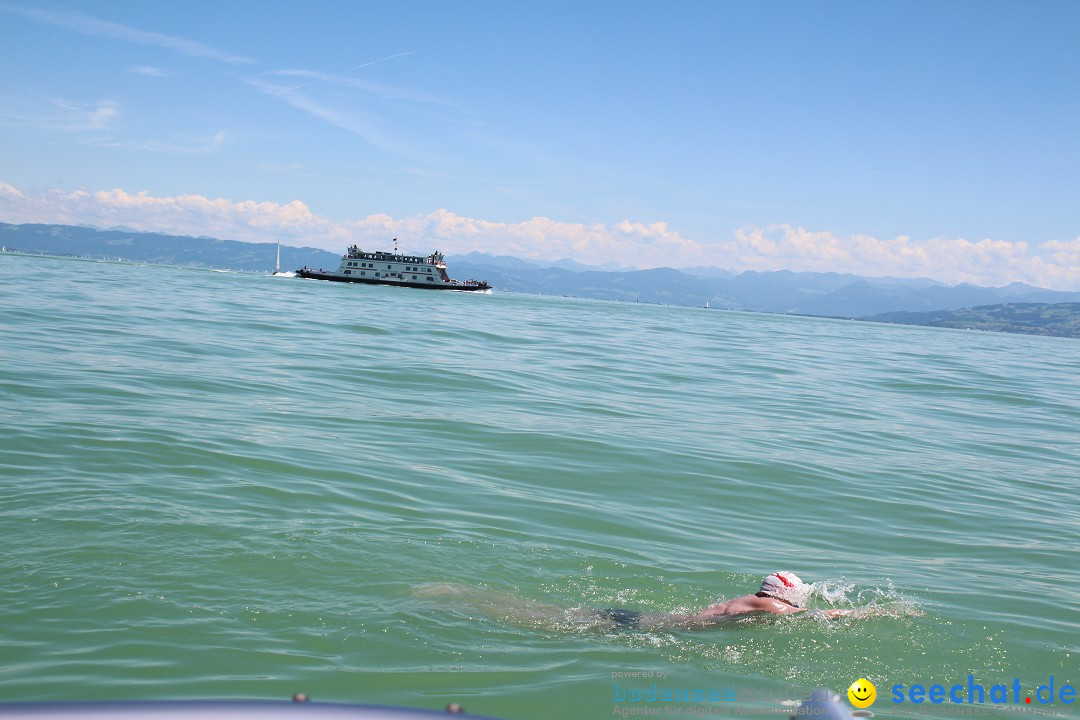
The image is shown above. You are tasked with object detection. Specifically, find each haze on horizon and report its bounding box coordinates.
[1,1,1077,289]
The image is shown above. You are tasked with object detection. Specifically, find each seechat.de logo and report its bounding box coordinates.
[890,676,1076,706]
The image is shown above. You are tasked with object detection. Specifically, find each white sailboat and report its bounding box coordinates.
[272,239,295,277]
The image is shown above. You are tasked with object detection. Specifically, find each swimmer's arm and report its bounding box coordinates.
[752,607,854,618]
[814,607,916,619]
[638,606,855,629]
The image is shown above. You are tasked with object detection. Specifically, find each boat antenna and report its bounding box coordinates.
[393,237,398,255]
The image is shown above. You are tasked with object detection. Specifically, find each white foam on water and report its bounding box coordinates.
[808,576,923,618]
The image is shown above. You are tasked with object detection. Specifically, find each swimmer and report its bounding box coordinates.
[592,571,853,630]
[414,571,856,632]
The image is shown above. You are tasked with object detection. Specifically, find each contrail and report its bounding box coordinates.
[271,51,416,95]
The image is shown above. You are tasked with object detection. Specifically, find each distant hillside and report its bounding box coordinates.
[450,262,723,305]
[801,279,1075,318]
[5,221,1080,328]
[863,303,1080,339]
[0,222,338,272]
[451,257,1080,317]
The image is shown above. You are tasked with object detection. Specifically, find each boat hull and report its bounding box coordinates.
[296,269,491,292]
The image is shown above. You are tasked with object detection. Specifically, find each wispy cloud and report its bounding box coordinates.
[0,4,255,64]
[262,51,418,92]
[57,98,119,131]
[85,130,227,155]
[258,162,316,179]
[129,66,170,78]
[0,94,222,154]
[245,78,422,159]
[0,96,120,132]
[2,180,1077,290]
[245,51,455,161]
[266,67,451,107]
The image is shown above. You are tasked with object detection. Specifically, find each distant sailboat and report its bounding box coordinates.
[704,300,710,309]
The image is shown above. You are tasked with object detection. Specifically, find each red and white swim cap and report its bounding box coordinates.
[760,571,809,607]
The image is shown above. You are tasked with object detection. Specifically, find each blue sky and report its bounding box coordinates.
[1,1,1078,287]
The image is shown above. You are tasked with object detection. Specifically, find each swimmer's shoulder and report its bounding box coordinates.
[698,594,761,617]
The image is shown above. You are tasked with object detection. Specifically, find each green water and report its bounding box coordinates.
[1,254,1076,718]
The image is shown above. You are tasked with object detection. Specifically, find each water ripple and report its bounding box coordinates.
[2,255,1077,714]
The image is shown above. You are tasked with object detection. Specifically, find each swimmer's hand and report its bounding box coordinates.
[810,605,924,619]
[805,608,852,618]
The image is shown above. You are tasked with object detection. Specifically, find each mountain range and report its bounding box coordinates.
[4,222,1080,334]
[0,222,334,276]
[448,252,1080,318]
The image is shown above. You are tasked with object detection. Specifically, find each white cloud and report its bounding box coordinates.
[0,181,1077,290]
[0,183,328,244]
[726,224,1078,288]
[0,4,255,64]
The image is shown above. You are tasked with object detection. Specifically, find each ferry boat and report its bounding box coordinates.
[296,241,490,292]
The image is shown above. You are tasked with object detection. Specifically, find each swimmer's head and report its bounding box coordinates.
[757,571,809,608]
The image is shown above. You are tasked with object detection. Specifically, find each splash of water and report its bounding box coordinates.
[808,577,922,618]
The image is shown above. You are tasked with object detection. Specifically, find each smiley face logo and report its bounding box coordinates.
[848,678,876,708]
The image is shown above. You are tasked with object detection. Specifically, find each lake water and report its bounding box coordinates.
[1,253,1076,719]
